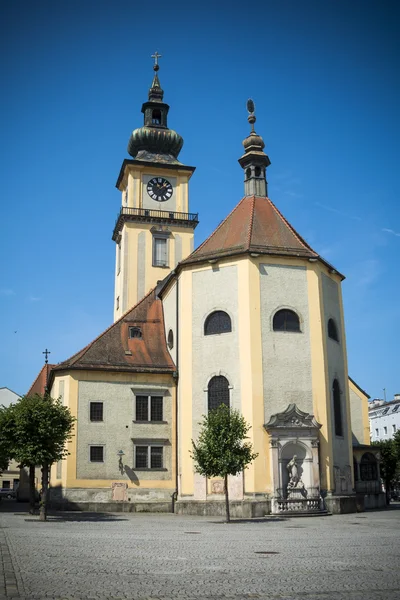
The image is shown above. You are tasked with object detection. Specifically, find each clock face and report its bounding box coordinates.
[146,177,173,202]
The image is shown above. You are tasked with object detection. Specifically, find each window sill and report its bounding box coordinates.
[133,420,168,424]
[152,264,170,269]
[133,468,167,472]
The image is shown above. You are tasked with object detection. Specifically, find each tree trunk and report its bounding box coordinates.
[224,474,230,523]
[39,462,49,522]
[29,465,36,514]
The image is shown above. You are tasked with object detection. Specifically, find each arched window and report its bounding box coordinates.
[167,329,174,350]
[273,309,300,332]
[353,456,358,482]
[360,453,378,481]
[246,167,251,179]
[204,311,232,336]
[152,109,161,125]
[208,376,230,412]
[328,318,339,342]
[129,326,142,339]
[333,379,343,436]
[255,166,261,177]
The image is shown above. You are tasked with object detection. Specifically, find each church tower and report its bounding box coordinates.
[112,54,198,321]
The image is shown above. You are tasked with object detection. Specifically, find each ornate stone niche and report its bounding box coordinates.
[264,404,322,514]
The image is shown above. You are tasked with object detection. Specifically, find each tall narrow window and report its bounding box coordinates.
[328,318,339,342]
[273,309,300,332]
[208,376,230,412]
[153,237,167,267]
[152,109,161,125]
[204,311,232,335]
[333,379,343,436]
[117,243,121,274]
[360,453,378,481]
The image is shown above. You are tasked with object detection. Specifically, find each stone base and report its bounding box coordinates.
[324,495,357,514]
[175,499,271,518]
[49,499,173,513]
[356,492,386,511]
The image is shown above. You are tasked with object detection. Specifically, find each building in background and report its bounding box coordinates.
[0,387,21,494]
[369,394,400,442]
[27,58,383,516]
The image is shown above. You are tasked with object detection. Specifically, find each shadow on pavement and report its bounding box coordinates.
[24,511,128,522]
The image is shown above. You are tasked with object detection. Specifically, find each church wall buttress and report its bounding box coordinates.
[321,272,352,492]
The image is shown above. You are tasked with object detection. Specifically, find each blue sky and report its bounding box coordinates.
[0,0,399,400]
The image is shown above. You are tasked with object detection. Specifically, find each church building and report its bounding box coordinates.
[31,57,383,515]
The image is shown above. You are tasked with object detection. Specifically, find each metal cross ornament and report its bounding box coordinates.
[151,51,162,67]
[42,348,51,364]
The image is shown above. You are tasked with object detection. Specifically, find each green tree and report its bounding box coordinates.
[191,404,258,522]
[0,394,75,520]
[372,438,399,503]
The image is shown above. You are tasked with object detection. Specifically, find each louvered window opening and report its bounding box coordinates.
[90,446,104,462]
[273,309,300,332]
[208,376,230,412]
[333,379,343,437]
[328,318,339,342]
[204,311,232,335]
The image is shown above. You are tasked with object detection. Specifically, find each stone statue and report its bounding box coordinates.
[287,455,300,488]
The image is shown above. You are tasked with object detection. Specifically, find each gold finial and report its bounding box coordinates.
[246,98,256,132]
[151,51,162,72]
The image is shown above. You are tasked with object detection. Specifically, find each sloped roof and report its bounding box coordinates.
[51,288,175,376]
[180,195,342,277]
[27,363,55,396]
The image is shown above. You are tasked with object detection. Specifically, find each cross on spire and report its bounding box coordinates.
[43,348,51,364]
[151,51,162,71]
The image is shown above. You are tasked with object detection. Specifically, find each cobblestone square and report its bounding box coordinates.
[1,504,400,600]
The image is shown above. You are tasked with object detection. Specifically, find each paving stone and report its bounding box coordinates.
[0,507,400,599]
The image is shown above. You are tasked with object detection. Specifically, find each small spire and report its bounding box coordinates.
[247,98,256,133]
[149,51,164,102]
[238,99,271,197]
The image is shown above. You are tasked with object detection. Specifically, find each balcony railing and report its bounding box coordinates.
[112,207,199,240]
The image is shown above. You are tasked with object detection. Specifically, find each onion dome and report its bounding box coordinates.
[238,99,271,197]
[127,53,184,164]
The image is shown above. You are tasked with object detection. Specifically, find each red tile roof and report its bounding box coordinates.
[27,363,55,396]
[181,195,343,277]
[50,288,175,377]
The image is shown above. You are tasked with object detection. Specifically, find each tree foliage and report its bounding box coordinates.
[372,431,400,500]
[0,394,75,519]
[191,404,258,521]
[1,394,75,467]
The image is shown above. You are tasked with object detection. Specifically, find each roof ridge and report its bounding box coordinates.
[26,363,56,396]
[246,196,256,250]
[266,197,317,254]
[62,287,157,367]
[189,196,250,258]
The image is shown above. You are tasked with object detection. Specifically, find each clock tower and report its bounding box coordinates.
[112,54,198,321]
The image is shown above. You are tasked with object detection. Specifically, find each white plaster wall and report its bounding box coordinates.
[77,380,173,482]
[260,264,313,420]
[321,273,351,475]
[191,265,240,442]
[370,403,400,441]
[162,281,177,366]
[0,388,20,407]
